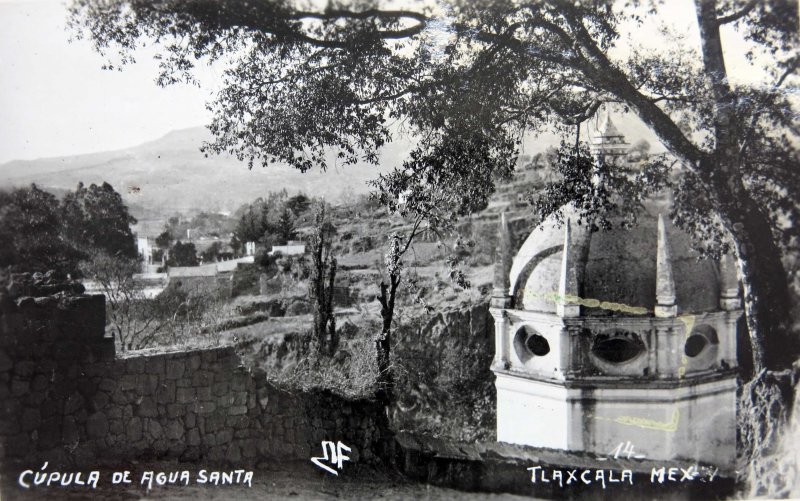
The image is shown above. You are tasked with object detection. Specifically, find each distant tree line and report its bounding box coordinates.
[230,191,310,254]
[152,191,313,267]
[0,182,137,275]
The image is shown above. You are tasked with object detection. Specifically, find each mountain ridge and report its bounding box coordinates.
[0,113,660,233]
[0,126,402,222]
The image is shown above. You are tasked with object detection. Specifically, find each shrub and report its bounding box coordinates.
[262,333,379,400]
[230,263,261,297]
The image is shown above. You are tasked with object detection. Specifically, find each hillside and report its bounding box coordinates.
[0,112,660,234]
[0,127,407,223]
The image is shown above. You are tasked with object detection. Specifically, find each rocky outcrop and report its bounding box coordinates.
[392,303,496,441]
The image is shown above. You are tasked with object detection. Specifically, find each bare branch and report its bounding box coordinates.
[775,60,798,88]
[288,8,427,23]
[716,0,758,25]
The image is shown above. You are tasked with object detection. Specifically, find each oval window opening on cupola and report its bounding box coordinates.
[513,326,551,362]
[683,324,718,358]
[684,335,708,357]
[526,333,551,356]
[592,331,645,364]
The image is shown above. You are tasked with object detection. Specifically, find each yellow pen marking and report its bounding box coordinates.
[591,408,680,433]
[519,289,697,432]
[524,290,649,315]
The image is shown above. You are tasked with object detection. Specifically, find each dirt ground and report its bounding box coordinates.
[1,462,538,501]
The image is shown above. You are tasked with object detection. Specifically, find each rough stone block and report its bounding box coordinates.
[212,382,229,397]
[216,429,233,445]
[5,433,30,457]
[191,371,213,387]
[204,414,223,433]
[180,446,200,462]
[136,397,157,418]
[195,387,212,402]
[126,417,143,442]
[109,417,124,436]
[166,360,185,380]
[13,360,35,377]
[230,373,250,389]
[229,415,250,430]
[54,342,81,361]
[107,406,122,420]
[156,381,176,404]
[10,378,30,396]
[90,339,116,361]
[125,358,145,374]
[177,388,195,404]
[119,374,137,391]
[137,374,159,394]
[197,402,217,415]
[64,392,84,415]
[225,444,241,463]
[234,429,252,439]
[30,374,49,392]
[78,379,97,399]
[166,403,183,419]
[61,415,79,444]
[187,428,201,446]
[92,391,109,411]
[233,392,248,406]
[86,412,109,439]
[111,390,128,405]
[21,407,41,431]
[146,419,163,440]
[188,354,201,371]
[0,416,20,434]
[145,357,165,375]
[165,420,184,441]
[229,406,248,416]
[98,378,117,392]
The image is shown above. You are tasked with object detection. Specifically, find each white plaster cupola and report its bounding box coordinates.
[490,120,742,470]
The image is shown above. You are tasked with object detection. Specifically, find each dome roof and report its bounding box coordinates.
[508,199,723,316]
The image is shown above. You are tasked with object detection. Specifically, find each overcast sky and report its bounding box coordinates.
[0,0,782,165]
[0,0,219,164]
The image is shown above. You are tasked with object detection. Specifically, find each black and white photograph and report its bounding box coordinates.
[0,0,798,499]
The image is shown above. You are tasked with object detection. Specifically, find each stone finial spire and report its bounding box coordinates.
[655,214,677,317]
[491,212,513,308]
[557,219,580,318]
[590,111,629,159]
[601,115,623,138]
[719,252,741,310]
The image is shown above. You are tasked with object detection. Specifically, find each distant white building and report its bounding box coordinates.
[269,240,305,256]
[245,241,256,256]
[137,237,154,265]
[216,255,254,272]
[136,237,161,274]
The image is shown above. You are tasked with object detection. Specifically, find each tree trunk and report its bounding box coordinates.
[563,6,796,370]
[327,257,338,356]
[375,279,397,407]
[713,179,795,371]
[309,208,337,355]
[694,0,795,371]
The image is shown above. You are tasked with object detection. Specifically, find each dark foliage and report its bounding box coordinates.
[168,241,199,267]
[0,183,136,275]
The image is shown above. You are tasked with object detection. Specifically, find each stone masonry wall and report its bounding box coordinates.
[0,289,389,470]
